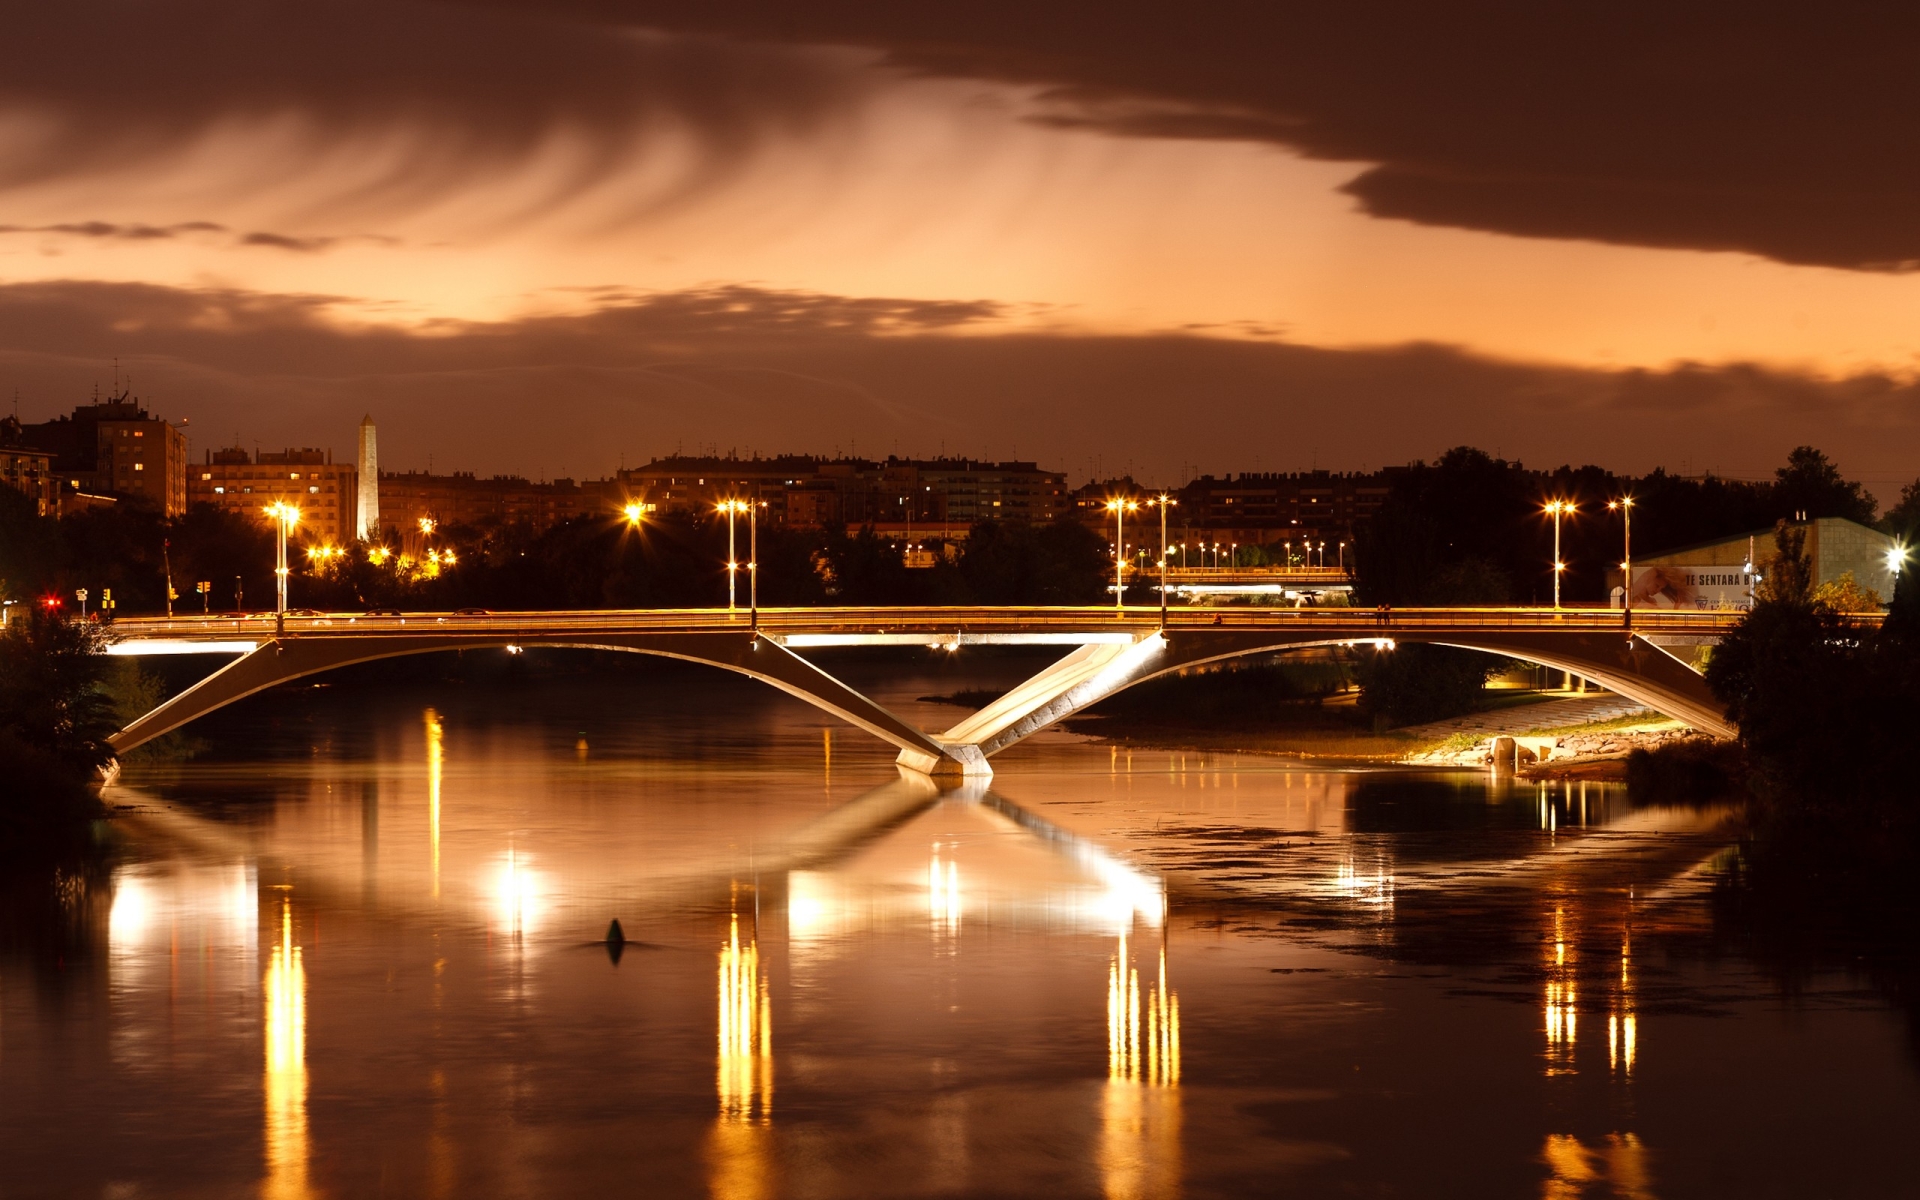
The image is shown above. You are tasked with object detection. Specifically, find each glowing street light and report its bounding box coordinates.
[717,499,748,611]
[1105,497,1139,611]
[1607,497,1636,625]
[1544,499,1575,609]
[264,502,301,632]
[1148,493,1177,627]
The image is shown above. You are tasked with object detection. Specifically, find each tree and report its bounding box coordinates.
[0,610,117,829]
[1773,446,1876,525]
[1755,520,1813,606]
[1354,644,1503,728]
[1810,571,1882,613]
[1353,447,1530,605]
[1880,478,1920,543]
[958,518,1107,604]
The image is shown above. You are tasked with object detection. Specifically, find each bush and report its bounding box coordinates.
[1354,643,1504,727]
[0,610,117,831]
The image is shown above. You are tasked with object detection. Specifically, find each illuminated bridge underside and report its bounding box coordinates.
[106,607,1746,777]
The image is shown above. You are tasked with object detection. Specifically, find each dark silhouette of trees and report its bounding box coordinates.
[0,610,117,830]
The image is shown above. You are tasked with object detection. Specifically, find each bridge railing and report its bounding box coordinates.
[97,604,1847,643]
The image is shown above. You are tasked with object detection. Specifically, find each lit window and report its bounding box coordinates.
[308,486,319,494]
[201,473,211,480]
[214,486,225,494]
[134,463,144,471]
[291,473,300,480]
[134,430,144,437]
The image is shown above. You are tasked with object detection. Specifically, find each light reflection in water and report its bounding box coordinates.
[1540,1132,1653,1199]
[1103,928,1181,1199]
[425,707,444,899]
[929,843,961,937]
[493,849,542,945]
[717,910,772,1122]
[1610,930,1637,1078]
[263,897,310,1200]
[1544,905,1576,1075]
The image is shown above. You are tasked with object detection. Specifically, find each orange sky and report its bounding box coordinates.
[5,4,1919,488]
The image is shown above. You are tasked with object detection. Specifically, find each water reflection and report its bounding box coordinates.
[929,842,962,937]
[492,849,543,945]
[1102,929,1181,1199]
[263,896,309,1200]
[718,909,772,1122]
[1544,905,1577,1075]
[425,707,443,898]
[1610,929,1637,1079]
[1541,1132,1653,1199]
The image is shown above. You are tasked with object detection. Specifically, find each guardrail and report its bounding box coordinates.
[100,604,1847,643]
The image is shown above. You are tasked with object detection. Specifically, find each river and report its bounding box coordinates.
[2,651,1914,1197]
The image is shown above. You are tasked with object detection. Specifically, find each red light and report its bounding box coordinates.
[41,596,62,610]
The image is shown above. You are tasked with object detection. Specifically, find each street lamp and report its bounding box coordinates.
[1607,497,1635,625]
[1544,500,1575,609]
[623,501,646,526]
[1105,497,1139,611]
[717,499,747,611]
[1148,494,1176,626]
[750,499,759,623]
[265,502,301,633]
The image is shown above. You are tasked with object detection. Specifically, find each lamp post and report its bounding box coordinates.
[749,498,764,630]
[718,499,745,611]
[1607,497,1635,626]
[1105,498,1138,611]
[266,502,300,635]
[1544,500,1574,609]
[1149,494,1176,627]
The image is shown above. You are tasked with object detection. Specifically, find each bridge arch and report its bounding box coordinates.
[109,632,984,774]
[913,627,1728,772]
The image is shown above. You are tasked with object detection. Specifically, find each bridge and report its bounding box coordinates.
[102,605,1778,778]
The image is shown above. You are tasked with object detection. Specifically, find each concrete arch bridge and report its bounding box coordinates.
[107,606,1768,779]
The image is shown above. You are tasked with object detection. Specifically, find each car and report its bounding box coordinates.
[452,607,491,616]
[364,607,403,617]
[286,608,322,617]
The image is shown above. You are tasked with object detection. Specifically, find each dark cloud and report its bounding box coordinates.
[513,2,1920,271]
[1,2,867,214]
[2,280,1915,499]
[0,221,226,240]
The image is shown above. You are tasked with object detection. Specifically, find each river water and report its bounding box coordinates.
[2,652,1915,1198]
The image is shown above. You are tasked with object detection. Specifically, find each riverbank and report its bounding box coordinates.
[923,684,1701,776]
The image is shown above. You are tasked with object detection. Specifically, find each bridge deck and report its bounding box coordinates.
[106,604,1781,646]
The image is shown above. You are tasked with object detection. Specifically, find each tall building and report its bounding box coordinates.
[356,415,379,541]
[18,389,190,515]
[0,416,57,516]
[190,446,359,544]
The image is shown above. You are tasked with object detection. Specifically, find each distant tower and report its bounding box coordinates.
[355,415,379,540]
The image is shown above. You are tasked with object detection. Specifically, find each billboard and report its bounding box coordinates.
[1626,564,1756,610]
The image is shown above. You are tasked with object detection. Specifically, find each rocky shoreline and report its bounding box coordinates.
[1404,722,1708,778]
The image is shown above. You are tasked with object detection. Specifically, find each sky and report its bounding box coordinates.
[5,2,1920,499]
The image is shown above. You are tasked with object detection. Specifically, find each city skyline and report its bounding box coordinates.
[5,5,1920,495]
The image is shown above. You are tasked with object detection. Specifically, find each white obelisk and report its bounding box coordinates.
[355,415,379,540]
